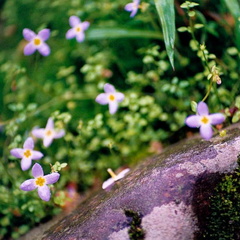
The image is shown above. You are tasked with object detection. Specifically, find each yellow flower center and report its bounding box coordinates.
[35,177,46,187]
[45,130,53,137]
[75,26,81,32]
[201,116,209,124]
[24,150,32,158]
[109,94,115,101]
[33,38,41,46]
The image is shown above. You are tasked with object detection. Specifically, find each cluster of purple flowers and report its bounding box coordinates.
[10,118,65,201]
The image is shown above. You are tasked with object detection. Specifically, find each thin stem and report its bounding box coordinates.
[202,80,213,102]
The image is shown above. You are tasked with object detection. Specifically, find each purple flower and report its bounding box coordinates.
[95,83,125,114]
[66,16,90,42]
[32,118,65,147]
[10,137,43,171]
[20,163,60,201]
[185,102,225,140]
[124,0,140,17]
[102,168,130,190]
[23,28,51,56]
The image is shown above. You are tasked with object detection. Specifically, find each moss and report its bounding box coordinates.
[201,157,240,240]
[125,210,145,240]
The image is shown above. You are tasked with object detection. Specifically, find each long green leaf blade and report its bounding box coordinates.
[154,0,175,69]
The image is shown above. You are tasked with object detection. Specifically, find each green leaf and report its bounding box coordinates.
[154,0,175,69]
[86,28,163,40]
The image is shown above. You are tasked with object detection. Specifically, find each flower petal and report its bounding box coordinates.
[38,42,50,56]
[81,21,90,31]
[115,168,130,180]
[197,102,209,116]
[46,118,54,130]
[69,16,80,27]
[200,124,213,140]
[32,128,45,139]
[185,115,200,128]
[43,136,53,147]
[23,137,34,150]
[130,8,138,17]
[38,29,50,41]
[45,173,60,184]
[115,92,125,102]
[104,83,115,93]
[21,157,32,171]
[95,93,108,105]
[76,32,85,42]
[31,150,44,160]
[102,178,115,190]
[54,130,65,139]
[125,3,134,11]
[109,101,118,115]
[38,185,51,201]
[10,148,24,158]
[20,179,37,191]
[66,28,76,39]
[23,28,36,41]
[209,113,225,125]
[24,42,36,56]
[32,163,44,178]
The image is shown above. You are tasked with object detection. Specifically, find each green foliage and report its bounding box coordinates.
[0,0,239,238]
[202,161,240,239]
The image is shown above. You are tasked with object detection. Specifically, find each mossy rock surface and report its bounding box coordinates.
[21,125,240,240]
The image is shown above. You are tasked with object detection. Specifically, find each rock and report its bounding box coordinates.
[22,126,240,240]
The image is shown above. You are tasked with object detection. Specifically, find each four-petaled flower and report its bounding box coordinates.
[124,0,140,17]
[185,101,225,140]
[23,28,51,56]
[66,16,90,42]
[32,118,65,147]
[10,137,43,171]
[102,168,130,190]
[20,163,60,201]
[95,83,125,114]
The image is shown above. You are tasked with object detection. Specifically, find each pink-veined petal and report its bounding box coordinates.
[125,3,134,11]
[38,29,50,41]
[45,173,60,184]
[104,83,115,93]
[69,16,80,27]
[200,124,213,140]
[21,157,32,171]
[209,113,225,125]
[115,92,125,102]
[38,185,51,201]
[66,28,76,39]
[20,179,37,191]
[54,130,65,139]
[46,118,54,130]
[10,148,24,158]
[31,150,44,160]
[23,28,36,41]
[185,115,200,128]
[32,128,45,139]
[96,93,108,105]
[115,168,130,181]
[38,42,50,56]
[109,101,118,115]
[197,102,209,116]
[43,136,53,147]
[76,32,85,42]
[81,21,90,31]
[23,137,34,150]
[32,163,44,178]
[102,178,115,190]
[24,42,36,56]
